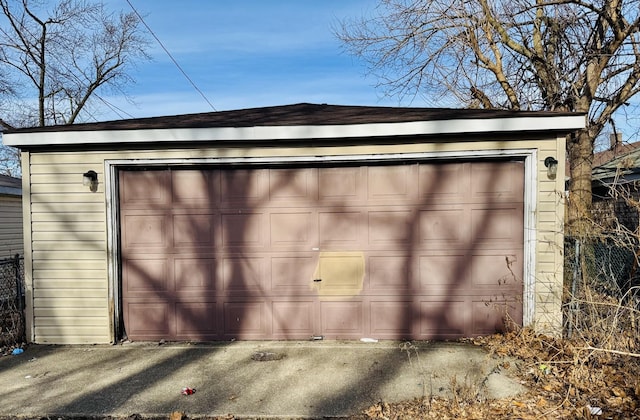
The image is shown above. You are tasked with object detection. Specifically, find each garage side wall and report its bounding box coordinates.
[24,138,565,343]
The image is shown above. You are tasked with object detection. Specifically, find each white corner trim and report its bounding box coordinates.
[3,115,585,146]
[522,150,537,327]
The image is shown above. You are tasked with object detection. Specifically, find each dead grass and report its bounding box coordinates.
[358,325,640,419]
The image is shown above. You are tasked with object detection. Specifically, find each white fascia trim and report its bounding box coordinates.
[4,114,585,146]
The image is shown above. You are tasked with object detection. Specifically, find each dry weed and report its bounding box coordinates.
[362,326,640,419]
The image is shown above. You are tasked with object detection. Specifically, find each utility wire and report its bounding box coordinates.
[96,95,136,120]
[125,0,217,112]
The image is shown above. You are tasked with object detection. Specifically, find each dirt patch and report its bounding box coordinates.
[250,351,286,361]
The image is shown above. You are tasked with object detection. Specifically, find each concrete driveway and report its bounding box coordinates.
[0,340,526,418]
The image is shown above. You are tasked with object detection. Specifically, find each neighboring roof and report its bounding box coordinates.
[593,141,640,168]
[592,142,640,184]
[0,174,21,196]
[3,103,586,147]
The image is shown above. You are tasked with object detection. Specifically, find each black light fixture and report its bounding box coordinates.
[83,170,98,192]
[544,157,559,180]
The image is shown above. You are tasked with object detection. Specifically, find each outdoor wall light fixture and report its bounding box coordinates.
[83,170,98,192]
[544,157,559,180]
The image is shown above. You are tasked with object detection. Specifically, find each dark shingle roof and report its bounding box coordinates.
[7,103,579,134]
[0,174,21,189]
[593,141,640,168]
[0,174,21,196]
[592,144,640,183]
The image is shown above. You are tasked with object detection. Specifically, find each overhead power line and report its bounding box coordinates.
[125,0,217,112]
[96,95,136,120]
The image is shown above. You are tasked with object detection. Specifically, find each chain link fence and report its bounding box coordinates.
[565,234,640,298]
[564,234,640,339]
[0,254,25,346]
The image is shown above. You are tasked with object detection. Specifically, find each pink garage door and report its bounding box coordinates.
[119,161,524,341]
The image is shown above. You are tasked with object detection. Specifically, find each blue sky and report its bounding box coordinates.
[1,0,636,145]
[101,0,639,146]
[103,0,404,120]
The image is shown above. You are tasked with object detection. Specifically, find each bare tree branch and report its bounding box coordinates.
[0,0,149,127]
[337,0,640,233]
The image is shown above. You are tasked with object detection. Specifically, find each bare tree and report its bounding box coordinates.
[337,0,640,234]
[0,0,149,127]
[0,144,20,176]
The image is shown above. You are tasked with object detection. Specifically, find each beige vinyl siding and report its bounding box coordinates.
[531,135,566,334]
[25,136,566,343]
[28,154,107,344]
[0,195,23,259]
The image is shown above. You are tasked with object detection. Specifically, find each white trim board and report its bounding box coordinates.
[5,115,585,146]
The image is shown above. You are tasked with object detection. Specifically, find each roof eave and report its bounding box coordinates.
[2,114,586,147]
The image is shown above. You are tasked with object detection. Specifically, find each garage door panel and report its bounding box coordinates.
[172,170,219,207]
[121,170,171,207]
[320,301,363,337]
[272,300,314,337]
[173,214,217,247]
[268,168,317,202]
[471,206,524,245]
[314,252,365,297]
[175,258,217,292]
[220,169,265,204]
[471,253,523,288]
[418,164,469,202]
[123,214,168,249]
[471,161,524,202]
[471,300,513,335]
[418,254,468,293]
[318,167,364,202]
[125,301,172,337]
[369,255,412,292]
[370,301,413,337]
[471,294,523,329]
[223,301,268,337]
[319,210,363,247]
[419,300,468,338]
[222,256,267,292]
[271,255,316,292]
[221,212,266,247]
[368,210,413,244]
[270,211,315,246]
[368,165,415,201]
[123,258,168,293]
[175,301,219,338]
[418,207,468,246]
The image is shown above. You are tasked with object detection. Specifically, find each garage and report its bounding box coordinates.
[3,103,585,344]
[119,160,524,341]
